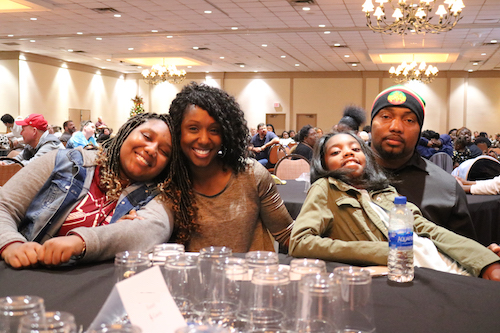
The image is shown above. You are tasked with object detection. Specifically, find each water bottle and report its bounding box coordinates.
[387,196,414,282]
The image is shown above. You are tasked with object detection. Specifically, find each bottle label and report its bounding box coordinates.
[388,229,413,249]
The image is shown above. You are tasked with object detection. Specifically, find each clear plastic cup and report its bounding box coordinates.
[114,251,151,282]
[18,311,76,333]
[0,295,44,333]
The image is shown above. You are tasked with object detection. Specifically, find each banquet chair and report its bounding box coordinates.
[267,144,287,173]
[429,152,453,173]
[0,157,24,186]
[274,154,310,180]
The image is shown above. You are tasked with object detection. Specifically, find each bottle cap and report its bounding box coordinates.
[394,196,407,205]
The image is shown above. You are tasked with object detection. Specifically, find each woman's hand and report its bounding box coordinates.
[1,242,42,268]
[37,235,84,266]
[117,209,144,222]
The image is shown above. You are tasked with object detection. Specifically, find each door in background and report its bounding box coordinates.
[296,114,317,132]
[68,109,91,130]
[266,113,286,136]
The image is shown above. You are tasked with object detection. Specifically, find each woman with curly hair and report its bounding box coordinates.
[0,113,181,268]
[168,82,293,252]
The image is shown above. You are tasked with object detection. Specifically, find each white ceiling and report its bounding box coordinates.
[1,0,500,74]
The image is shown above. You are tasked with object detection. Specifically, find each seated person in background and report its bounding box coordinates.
[491,133,500,148]
[52,126,62,138]
[289,129,297,142]
[95,116,107,131]
[96,127,111,144]
[453,127,482,168]
[416,129,453,159]
[448,128,457,143]
[59,120,76,146]
[290,131,500,280]
[250,122,279,167]
[474,136,491,154]
[334,105,366,133]
[1,114,24,151]
[0,113,181,268]
[316,127,324,137]
[279,130,295,148]
[167,82,293,252]
[266,123,275,134]
[294,124,318,161]
[0,114,63,166]
[370,85,476,240]
[66,120,97,149]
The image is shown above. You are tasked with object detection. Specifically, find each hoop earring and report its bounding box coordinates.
[218,145,227,158]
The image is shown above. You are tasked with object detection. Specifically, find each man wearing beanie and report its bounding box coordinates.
[0,114,64,166]
[370,86,477,240]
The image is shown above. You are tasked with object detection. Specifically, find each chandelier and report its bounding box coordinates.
[389,61,439,84]
[362,0,465,35]
[141,64,186,85]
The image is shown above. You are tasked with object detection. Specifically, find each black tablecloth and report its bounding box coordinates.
[278,180,500,246]
[1,258,500,333]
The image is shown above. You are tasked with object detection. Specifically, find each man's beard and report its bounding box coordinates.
[372,141,408,165]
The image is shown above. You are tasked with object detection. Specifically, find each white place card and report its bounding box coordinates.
[89,265,186,333]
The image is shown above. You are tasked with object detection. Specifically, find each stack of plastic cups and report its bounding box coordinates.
[152,243,185,266]
[18,311,77,333]
[114,251,151,282]
[194,247,234,327]
[244,251,279,279]
[246,266,291,332]
[163,254,201,322]
[293,273,337,333]
[0,296,45,333]
[333,266,376,333]
[212,257,250,332]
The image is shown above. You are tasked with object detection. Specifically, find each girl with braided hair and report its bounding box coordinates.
[0,113,178,268]
[167,82,293,252]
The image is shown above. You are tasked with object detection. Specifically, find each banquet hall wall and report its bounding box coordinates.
[1,53,500,136]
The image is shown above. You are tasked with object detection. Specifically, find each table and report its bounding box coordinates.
[1,257,500,333]
[466,194,500,246]
[278,180,500,246]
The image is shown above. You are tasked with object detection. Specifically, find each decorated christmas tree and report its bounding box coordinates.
[130,95,144,117]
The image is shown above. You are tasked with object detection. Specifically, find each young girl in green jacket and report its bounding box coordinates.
[290,131,500,281]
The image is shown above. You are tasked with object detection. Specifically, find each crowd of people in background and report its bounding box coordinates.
[0,83,499,281]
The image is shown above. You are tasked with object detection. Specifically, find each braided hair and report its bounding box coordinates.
[167,82,249,245]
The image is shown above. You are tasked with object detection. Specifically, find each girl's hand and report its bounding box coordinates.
[1,242,42,268]
[487,243,500,257]
[481,263,500,281]
[37,235,84,266]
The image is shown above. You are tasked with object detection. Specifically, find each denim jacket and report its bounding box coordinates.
[19,149,159,244]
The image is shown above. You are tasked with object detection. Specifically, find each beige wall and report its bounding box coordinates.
[0,59,20,118]
[1,52,500,137]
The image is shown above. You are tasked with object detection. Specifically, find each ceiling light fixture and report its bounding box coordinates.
[389,61,439,84]
[362,0,465,35]
[142,63,186,85]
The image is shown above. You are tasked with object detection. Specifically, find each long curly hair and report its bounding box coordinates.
[310,131,390,191]
[167,82,249,244]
